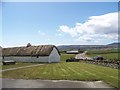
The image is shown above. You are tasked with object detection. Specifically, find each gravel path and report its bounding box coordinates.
[75,51,92,60]
[1,64,44,72]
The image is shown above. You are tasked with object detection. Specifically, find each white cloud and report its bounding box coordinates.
[38,30,46,36]
[58,33,62,36]
[59,25,78,37]
[55,33,63,37]
[58,12,118,43]
[47,38,50,41]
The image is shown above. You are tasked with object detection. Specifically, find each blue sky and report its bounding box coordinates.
[2,2,118,47]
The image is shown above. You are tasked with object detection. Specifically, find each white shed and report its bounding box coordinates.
[2,45,60,63]
[66,50,79,54]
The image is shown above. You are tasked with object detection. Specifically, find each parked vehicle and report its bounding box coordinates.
[93,56,104,60]
[66,58,80,62]
[2,60,16,65]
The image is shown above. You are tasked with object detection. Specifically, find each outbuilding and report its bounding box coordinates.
[66,50,79,54]
[2,45,60,63]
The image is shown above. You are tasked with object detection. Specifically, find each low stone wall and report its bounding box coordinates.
[81,59,120,69]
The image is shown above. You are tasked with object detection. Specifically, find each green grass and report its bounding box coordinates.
[87,49,120,60]
[60,54,76,62]
[2,62,118,88]
[2,54,119,88]
[87,49,120,54]
[2,62,37,70]
[87,53,119,60]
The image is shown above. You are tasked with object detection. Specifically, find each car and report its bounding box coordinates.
[66,58,80,62]
[2,60,16,65]
[93,56,104,60]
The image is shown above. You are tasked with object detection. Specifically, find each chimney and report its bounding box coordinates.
[26,43,31,47]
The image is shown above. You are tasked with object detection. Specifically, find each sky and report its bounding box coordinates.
[1,2,119,47]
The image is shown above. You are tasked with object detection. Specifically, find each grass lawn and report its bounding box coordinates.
[2,62,38,70]
[87,49,120,60]
[60,54,76,62]
[87,53,119,60]
[2,62,118,88]
[2,54,119,88]
[87,49,120,54]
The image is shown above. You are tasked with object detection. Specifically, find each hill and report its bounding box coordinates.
[107,42,120,46]
[57,42,119,51]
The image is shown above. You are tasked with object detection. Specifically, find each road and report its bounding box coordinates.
[75,51,92,60]
[1,78,116,89]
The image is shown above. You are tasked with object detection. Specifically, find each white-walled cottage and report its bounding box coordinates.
[2,45,60,63]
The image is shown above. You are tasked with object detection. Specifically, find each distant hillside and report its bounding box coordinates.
[57,42,119,51]
[107,42,120,46]
[57,45,81,51]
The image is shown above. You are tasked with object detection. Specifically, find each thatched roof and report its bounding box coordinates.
[2,45,60,56]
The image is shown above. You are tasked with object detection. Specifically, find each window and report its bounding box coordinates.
[37,55,39,58]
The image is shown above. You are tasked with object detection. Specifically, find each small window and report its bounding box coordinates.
[2,56,4,59]
[37,55,39,58]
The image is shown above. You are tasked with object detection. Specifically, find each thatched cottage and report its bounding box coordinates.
[2,45,60,63]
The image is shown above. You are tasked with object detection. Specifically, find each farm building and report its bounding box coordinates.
[66,50,79,54]
[2,45,60,63]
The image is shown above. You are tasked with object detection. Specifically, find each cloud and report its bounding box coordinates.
[38,30,46,36]
[58,12,118,43]
[58,33,62,36]
[58,25,78,37]
[47,38,50,41]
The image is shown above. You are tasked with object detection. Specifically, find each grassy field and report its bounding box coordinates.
[2,62,118,88]
[2,54,119,88]
[87,49,120,60]
[60,54,76,62]
[87,53,119,60]
[2,62,37,70]
[87,49,119,54]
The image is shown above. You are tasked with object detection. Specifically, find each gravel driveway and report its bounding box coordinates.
[75,51,92,60]
[1,64,44,72]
